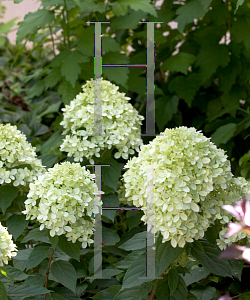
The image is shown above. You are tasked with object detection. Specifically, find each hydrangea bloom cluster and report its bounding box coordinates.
[0,123,45,186]
[60,78,144,164]
[0,222,17,266]
[23,162,103,248]
[121,126,233,248]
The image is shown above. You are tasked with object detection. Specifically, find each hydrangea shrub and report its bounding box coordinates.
[121,126,234,248]
[23,161,103,248]
[0,123,45,187]
[60,78,144,164]
[0,222,17,266]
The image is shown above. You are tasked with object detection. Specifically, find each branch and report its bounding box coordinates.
[148,273,164,300]
[44,249,54,300]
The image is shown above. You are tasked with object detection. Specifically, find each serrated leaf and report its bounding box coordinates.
[102,67,129,88]
[102,36,122,53]
[211,123,237,145]
[51,260,77,293]
[191,240,232,277]
[0,185,18,214]
[191,286,216,300]
[161,53,196,75]
[111,10,147,30]
[38,154,58,169]
[27,246,51,270]
[58,236,80,261]
[168,74,201,107]
[6,214,29,240]
[1,265,29,281]
[175,0,212,32]
[77,26,94,56]
[59,50,89,87]
[231,16,250,50]
[58,80,82,105]
[16,9,54,43]
[21,228,50,244]
[119,0,157,17]
[156,236,184,275]
[44,67,62,89]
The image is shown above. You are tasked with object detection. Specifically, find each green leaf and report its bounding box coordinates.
[93,286,121,300]
[49,235,59,249]
[231,16,250,50]
[58,236,80,261]
[211,123,237,145]
[102,194,119,222]
[0,185,18,214]
[38,101,61,118]
[47,293,66,300]
[122,253,149,289]
[0,281,7,300]
[40,130,63,155]
[60,50,89,87]
[114,283,152,300]
[196,44,230,83]
[13,248,33,261]
[168,74,201,107]
[27,246,51,270]
[77,26,94,56]
[16,9,54,43]
[161,53,196,75]
[58,80,82,105]
[156,273,188,300]
[119,231,153,251]
[102,36,122,53]
[44,67,62,89]
[102,67,129,88]
[191,240,232,277]
[0,18,17,34]
[111,10,147,30]
[182,267,210,286]
[75,0,96,12]
[229,260,244,281]
[155,96,179,131]
[175,0,212,32]
[38,154,58,169]
[6,214,29,240]
[238,292,250,300]
[191,286,217,300]
[102,158,122,191]
[7,284,51,298]
[51,260,77,293]
[156,236,184,275]
[119,0,157,17]
[1,265,29,281]
[102,227,120,245]
[168,269,180,294]
[21,228,50,244]
[101,268,123,278]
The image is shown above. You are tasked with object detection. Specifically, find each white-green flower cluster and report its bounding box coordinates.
[23,162,103,248]
[0,123,45,186]
[60,78,144,164]
[214,177,250,250]
[121,126,233,248]
[0,222,17,266]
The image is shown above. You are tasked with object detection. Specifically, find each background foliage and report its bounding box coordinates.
[0,0,250,299]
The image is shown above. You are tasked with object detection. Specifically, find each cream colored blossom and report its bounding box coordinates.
[60,78,144,164]
[0,123,45,186]
[23,162,103,248]
[121,126,233,248]
[0,222,17,266]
